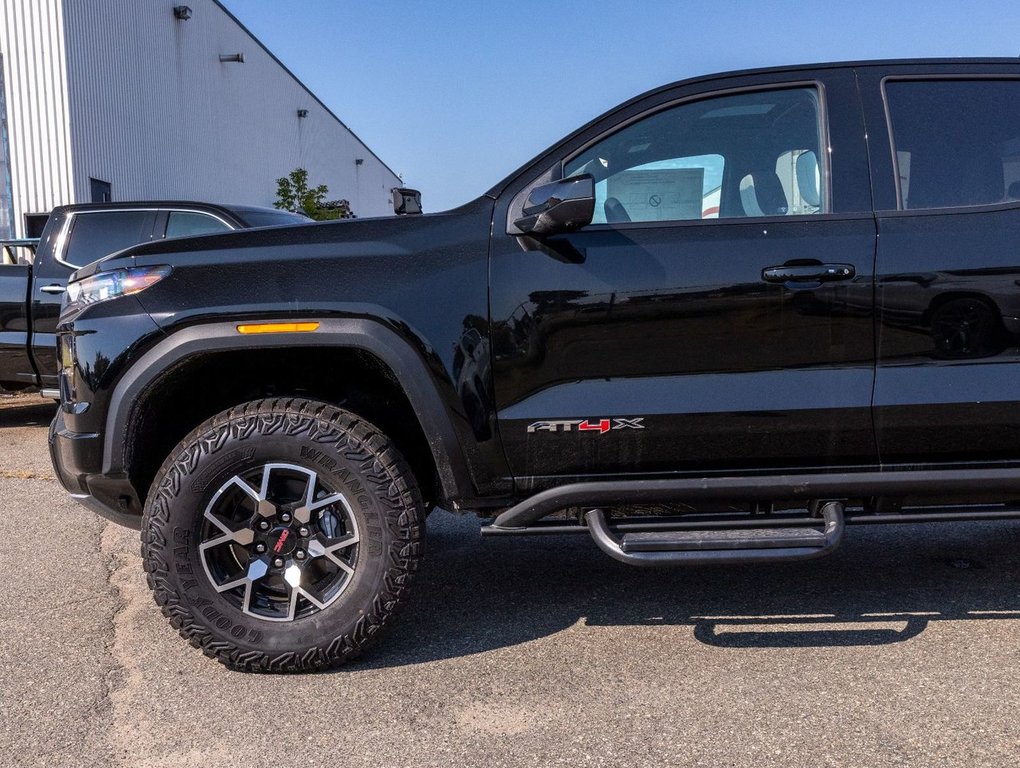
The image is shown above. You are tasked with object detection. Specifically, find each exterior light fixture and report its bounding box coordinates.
[297,109,309,118]
[173,6,192,20]
[355,158,364,166]
[219,53,245,63]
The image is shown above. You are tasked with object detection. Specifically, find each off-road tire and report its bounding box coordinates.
[141,398,424,672]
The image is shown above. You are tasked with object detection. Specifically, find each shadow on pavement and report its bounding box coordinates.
[357,511,1020,668]
[5,397,1014,664]
[0,398,57,428]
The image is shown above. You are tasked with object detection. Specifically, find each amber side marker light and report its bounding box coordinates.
[236,322,320,335]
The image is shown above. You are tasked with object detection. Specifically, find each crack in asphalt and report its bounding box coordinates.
[96,521,134,767]
[1,405,144,765]
[99,521,168,767]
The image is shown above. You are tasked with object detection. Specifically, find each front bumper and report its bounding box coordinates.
[49,411,143,529]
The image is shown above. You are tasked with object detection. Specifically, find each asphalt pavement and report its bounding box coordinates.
[2,393,1019,767]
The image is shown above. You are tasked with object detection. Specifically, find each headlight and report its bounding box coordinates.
[64,265,172,313]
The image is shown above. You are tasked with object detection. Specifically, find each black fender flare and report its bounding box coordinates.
[102,317,476,501]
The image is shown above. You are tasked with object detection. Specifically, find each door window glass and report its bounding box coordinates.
[165,211,232,239]
[885,79,1020,210]
[564,87,827,223]
[62,211,150,267]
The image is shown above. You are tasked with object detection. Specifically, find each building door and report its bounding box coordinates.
[90,178,112,203]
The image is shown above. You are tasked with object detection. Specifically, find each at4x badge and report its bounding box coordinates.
[527,418,645,434]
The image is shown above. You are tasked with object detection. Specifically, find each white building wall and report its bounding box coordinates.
[1,0,399,238]
[0,0,76,238]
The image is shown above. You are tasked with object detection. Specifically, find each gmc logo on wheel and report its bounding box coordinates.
[527,418,645,434]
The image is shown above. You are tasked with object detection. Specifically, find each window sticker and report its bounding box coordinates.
[607,168,705,221]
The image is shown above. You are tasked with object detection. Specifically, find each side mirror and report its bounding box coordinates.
[392,187,423,215]
[513,175,595,236]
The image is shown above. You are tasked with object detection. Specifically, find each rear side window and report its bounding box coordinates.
[62,211,150,267]
[238,210,310,228]
[885,79,1020,210]
[165,211,232,239]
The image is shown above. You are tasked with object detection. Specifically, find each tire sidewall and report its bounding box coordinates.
[143,404,417,664]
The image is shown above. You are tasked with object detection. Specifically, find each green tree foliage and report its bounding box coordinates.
[274,168,356,220]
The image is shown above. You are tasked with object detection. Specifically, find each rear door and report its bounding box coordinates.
[857,63,1020,465]
[489,68,879,486]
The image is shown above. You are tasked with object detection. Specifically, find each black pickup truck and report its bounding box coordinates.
[0,202,307,393]
[51,59,1020,671]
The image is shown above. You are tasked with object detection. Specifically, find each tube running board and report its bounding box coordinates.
[584,502,845,567]
[491,467,1020,530]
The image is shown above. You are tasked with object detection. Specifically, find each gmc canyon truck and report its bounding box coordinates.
[51,60,1020,671]
[0,201,307,393]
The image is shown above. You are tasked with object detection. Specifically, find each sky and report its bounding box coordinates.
[222,0,1020,213]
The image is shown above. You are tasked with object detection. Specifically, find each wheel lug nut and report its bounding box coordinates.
[298,527,310,537]
[254,543,266,554]
[295,549,306,560]
[280,512,292,523]
[272,557,285,568]
[257,520,270,531]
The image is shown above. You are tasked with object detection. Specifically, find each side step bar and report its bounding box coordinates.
[584,502,845,567]
[491,467,1020,530]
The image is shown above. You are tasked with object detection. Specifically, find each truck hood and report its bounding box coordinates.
[70,197,493,282]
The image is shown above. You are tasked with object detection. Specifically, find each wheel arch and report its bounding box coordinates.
[105,319,476,508]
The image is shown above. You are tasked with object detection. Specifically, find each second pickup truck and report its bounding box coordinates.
[0,201,307,392]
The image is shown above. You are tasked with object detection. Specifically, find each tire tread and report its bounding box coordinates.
[140,397,423,672]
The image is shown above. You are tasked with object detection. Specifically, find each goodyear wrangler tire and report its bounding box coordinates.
[141,398,424,672]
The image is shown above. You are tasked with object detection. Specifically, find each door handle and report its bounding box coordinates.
[40,284,66,294]
[761,263,855,283]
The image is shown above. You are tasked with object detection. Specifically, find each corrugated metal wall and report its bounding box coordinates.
[0,0,75,238]
[61,0,400,217]
[1,0,400,237]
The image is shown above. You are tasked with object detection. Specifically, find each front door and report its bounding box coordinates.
[489,69,878,487]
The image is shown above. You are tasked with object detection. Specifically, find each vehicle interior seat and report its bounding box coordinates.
[739,170,789,216]
[604,196,632,223]
[796,151,821,209]
[738,176,764,217]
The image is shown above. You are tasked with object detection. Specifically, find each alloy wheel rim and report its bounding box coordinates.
[198,462,360,622]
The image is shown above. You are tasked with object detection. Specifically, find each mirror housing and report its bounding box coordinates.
[513,175,595,236]
[391,187,423,215]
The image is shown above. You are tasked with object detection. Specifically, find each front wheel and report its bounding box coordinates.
[141,398,424,672]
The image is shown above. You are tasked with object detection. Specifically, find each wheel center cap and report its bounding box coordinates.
[269,527,297,556]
